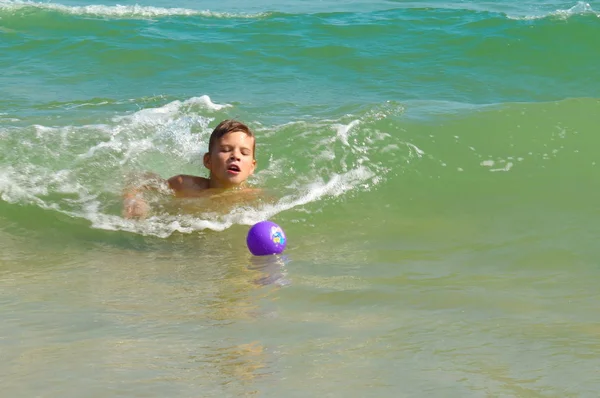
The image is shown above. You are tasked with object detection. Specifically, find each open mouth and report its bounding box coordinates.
[227,164,241,174]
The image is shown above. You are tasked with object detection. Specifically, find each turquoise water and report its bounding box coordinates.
[2,0,600,396]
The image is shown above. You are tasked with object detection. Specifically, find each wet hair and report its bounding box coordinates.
[207,119,255,157]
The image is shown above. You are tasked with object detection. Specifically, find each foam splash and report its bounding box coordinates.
[0,0,269,19]
[114,96,230,124]
[0,165,87,215]
[0,98,419,237]
[507,1,599,20]
[235,166,378,225]
[480,160,514,172]
[79,95,229,165]
[87,166,378,238]
[334,120,360,146]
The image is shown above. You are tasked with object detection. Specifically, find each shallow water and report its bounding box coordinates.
[2,0,600,396]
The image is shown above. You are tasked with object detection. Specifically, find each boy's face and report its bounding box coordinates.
[203,131,256,188]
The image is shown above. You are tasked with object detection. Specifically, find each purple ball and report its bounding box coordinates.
[246,221,287,256]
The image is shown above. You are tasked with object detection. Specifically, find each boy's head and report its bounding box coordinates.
[203,119,257,188]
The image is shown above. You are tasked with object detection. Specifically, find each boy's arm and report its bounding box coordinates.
[166,174,210,196]
[122,173,170,219]
[122,193,151,219]
[122,174,211,218]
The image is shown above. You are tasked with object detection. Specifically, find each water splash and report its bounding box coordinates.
[0,97,417,237]
[507,1,599,20]
[0,0,270,19]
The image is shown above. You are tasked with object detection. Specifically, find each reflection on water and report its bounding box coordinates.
[2,217,600,397]
[0,229,290,396]
[248,255,291,287]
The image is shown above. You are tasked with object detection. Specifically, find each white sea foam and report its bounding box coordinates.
[404,143,425,158]
[0,168,41,205]
[1,99,420,237]
[83,166,377,238]
[507,1,599,20]
[0,0,268,19]
[113,96,231,125]
[101,95,229,164]
[481,159,515,172]
[490,162,513,172]
[333,120,360,146]
[0,165,85,212]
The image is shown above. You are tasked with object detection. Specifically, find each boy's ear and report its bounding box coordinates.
[203,152,211,170]
[250,159,256,175]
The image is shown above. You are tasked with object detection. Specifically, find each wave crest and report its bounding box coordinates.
[0,0,269,19]
[0,98,418,237]
[507,1,599,20]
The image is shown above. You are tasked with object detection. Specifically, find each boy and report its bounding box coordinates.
[123,119,257,219]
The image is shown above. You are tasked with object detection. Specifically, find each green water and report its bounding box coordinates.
[1,0,600,396]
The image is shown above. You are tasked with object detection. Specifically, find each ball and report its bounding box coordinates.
[246,221,287,256]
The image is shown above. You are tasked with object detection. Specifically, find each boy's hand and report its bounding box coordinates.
[123,196,150,219]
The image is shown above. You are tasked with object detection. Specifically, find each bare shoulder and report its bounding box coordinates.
[167,174,210,195]
[237,187,274,202]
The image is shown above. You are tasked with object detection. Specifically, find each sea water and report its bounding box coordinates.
[1,0,600,396]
